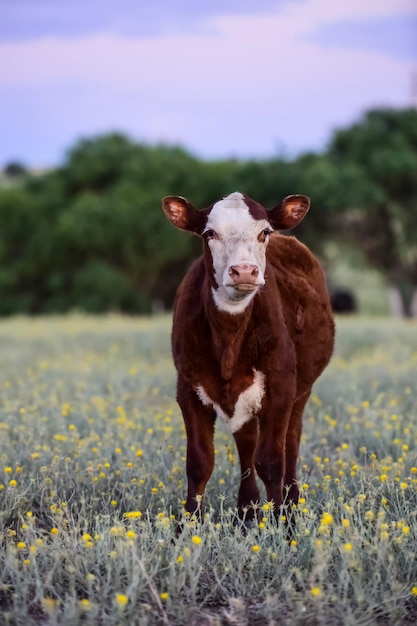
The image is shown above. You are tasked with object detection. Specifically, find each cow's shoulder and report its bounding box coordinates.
[267,233,320,277]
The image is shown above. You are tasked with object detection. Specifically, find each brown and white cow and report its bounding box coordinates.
[162,192,334,519]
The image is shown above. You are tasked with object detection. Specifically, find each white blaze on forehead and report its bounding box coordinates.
[205,192,272,314]
[206,192,270,236]
[196,369,265,433]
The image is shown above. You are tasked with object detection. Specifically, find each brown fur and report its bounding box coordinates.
[168,209,334,518]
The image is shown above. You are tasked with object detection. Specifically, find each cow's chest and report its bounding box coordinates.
[195,368,265,433]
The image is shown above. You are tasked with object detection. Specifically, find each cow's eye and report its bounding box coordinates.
[204,229,217,239]
[259,228,273,242]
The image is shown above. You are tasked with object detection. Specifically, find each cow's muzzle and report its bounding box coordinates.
[227,264,262,291]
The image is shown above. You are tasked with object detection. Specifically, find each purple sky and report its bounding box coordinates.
[1,0,416,167]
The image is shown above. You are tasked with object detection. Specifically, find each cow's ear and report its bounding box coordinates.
[268,195,310,230]
[162,196,202,232]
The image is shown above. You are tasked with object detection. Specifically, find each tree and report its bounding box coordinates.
[0,135,238,314]
[3,161,28,178]
[326,108,417,316]
[0,113,415,317]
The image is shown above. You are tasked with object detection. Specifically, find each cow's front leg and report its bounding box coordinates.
[177,376,216,517]
[233,419,260,520]
[255,394,295,510]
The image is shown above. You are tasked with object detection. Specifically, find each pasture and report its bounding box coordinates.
[0,314,416,625]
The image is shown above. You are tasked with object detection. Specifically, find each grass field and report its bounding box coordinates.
[0,314,417,625]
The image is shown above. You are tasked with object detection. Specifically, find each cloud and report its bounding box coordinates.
[0,0,415,163]
[0,0,288,41]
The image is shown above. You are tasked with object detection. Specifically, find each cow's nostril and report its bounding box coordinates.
[229,264,259,284]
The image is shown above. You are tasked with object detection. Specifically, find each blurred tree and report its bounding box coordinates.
[3,161,28,178]
[0,111,415,316]
[63,133,137,193]
[0,135,242,314]
[326,108,417,316]
[56,138,207,311]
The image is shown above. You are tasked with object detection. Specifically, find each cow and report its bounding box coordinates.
[162,191,334,520]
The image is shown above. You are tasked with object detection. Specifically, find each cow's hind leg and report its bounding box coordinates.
[284,389,311,505]
[233,419,260,521]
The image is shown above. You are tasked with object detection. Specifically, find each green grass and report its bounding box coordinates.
[0,314,417,625]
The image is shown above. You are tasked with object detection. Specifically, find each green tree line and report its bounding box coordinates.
[0,107,416,316]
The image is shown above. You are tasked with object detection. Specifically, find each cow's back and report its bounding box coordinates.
[267,233,334,396]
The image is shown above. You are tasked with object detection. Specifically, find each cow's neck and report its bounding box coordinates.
[205,291,253,381]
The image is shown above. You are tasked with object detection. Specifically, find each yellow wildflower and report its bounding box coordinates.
[115,594,128,607]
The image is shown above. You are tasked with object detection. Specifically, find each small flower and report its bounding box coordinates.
[115,594,128,607]
[126,530,136,539]
[191,535,202,545]
[123,511,142,519]
[9,480,17,487]
[50,527,59,535]
[80,599,91,610]
[17,541,26,549]
[160,592,169,601]
[42,598,58,612]
[320,512,333,526]
[343,543,353,553]
[310,586,322,597]
[411,587,417,596]
[252,544,260,553]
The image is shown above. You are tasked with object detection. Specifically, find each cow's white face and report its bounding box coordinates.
[162,190,310,315]
[203,193,272,314]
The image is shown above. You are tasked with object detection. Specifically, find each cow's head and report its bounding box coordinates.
[162,192,310,314]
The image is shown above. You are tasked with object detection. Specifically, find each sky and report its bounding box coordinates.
[1,0,416,167]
